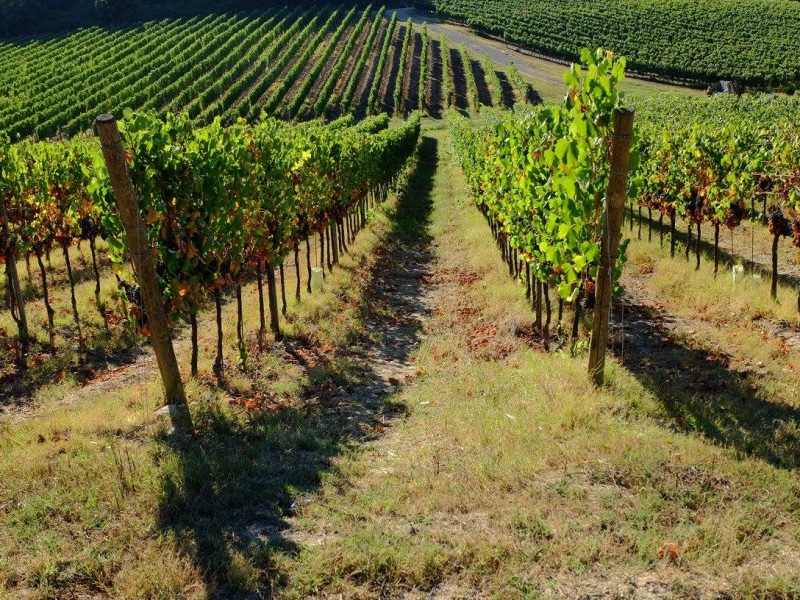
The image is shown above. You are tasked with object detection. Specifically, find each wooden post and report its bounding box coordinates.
[0,195,29,358]
[95,114,191,430]
[265,260,282,340]
[588,108,635,386]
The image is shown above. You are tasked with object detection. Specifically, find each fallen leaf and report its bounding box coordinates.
[657,542,680,562]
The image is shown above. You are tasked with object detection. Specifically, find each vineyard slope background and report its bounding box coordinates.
[0,6,542,140]
[418,0,800,90]
[2,2,800,600]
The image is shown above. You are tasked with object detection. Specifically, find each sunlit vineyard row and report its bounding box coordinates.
[0,5,525,140]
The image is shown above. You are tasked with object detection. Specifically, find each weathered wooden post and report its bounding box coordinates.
[1,195,29,361]
[95,114,191,431]
[265,260,282,341]
[588,107,635,386]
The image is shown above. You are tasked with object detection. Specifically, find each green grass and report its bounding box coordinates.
[3,119,800,598]
[273,124,800,597]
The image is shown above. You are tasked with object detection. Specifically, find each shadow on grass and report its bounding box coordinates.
[614,300,800,470]
[0,325,145,408]
[495,70,515,109]
[156,135,438,598]
[470,59,493,108]
[449,48,469,111]
[427,38,444,118]
[626,209,800,291]
[527,84,543,106]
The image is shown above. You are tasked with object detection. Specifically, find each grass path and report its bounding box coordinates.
[275,124,800,599]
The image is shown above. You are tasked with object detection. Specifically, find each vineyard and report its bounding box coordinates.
[424,0,800,90]
[453,49,630,353]
[633,94,800,296]
[4,2,800,599]
[0,111,420,388]
[454,90,800,335]
[0,6,527,140]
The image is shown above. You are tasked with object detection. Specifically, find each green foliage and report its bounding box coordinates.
[507,62,532,105]
[453,49,628,299]
[0,7,401,139]
[0,112,421,327]
[427,0,800,90]
[417,24,428,114]
[0,0,371,37]
[459,44,478,111]
[440,33,451,109]
[393,18,414,116]
[633,94,800,241]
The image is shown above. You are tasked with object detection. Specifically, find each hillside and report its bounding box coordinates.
[4,0,800,91]
[0,7,532,139]
[0,0,370,37]
[2,4,800,599]
[422,0,800,90]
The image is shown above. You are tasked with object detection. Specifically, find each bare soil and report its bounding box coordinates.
[299,22,359,119]
[326,18,374,118]
[278,26,338,117]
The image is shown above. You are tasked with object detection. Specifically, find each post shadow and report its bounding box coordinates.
[613,298,800,470]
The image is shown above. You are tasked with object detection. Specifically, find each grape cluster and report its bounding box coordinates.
[723,200,746,229]
[767,205,793,238]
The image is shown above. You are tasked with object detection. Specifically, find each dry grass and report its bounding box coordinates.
[3,121,800,599]
[275,125,800,599]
